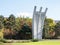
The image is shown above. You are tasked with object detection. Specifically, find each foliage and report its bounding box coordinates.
[0,21,4,29]
[31,39,38,42]
[43,18,55,39]
[0,15,4,22]
[2,15,32,39]
[54,21,60,38]
[0,29,4,39]
[0,15,4,29]
[0,38,7,43]
[0,14,59,39]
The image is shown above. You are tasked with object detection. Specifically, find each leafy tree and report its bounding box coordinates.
[0,15,4,22]
[54,21,60,38]
[17,22,32,39]
[8,14,15,25]
[43,18,55,39]
[4,20,11,29]
[3,14,16,39]
[0,21,4,29]
[0,15,4,29]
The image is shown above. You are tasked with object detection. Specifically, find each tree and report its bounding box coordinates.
[54,21,60,38]
[8,14,16,30]
[3,14,16,39]
[8,14,15,25]
[0,21,4,29]
[43,18,55,39]
[0,15,4,22]
[0,15,4,29]
[16,21,32,39]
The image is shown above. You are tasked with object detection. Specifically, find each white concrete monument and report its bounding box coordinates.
[32,6,48,40]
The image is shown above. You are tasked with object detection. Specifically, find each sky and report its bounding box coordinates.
[0,0,60,20]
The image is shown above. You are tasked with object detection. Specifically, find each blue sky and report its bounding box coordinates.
[0,0,60,20]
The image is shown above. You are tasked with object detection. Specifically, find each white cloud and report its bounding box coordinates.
[17,12,32,18]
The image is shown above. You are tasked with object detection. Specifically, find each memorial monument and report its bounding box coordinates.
[32,6,48,40]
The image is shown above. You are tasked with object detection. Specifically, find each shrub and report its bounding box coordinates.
[31,39,38,42]
[0,38,7,43]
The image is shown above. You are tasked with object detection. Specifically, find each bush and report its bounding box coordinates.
[31,39,38,42]
[0,38,7,43]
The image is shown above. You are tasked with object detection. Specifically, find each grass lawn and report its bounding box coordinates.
[1,40,60,45]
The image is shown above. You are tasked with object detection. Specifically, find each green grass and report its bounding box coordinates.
[2,40,60,45]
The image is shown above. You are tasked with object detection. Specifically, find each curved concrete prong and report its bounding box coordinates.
[39,7,42,13]
[45,8,48,14]
[32,6,48,40]
[33,6,37,13]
